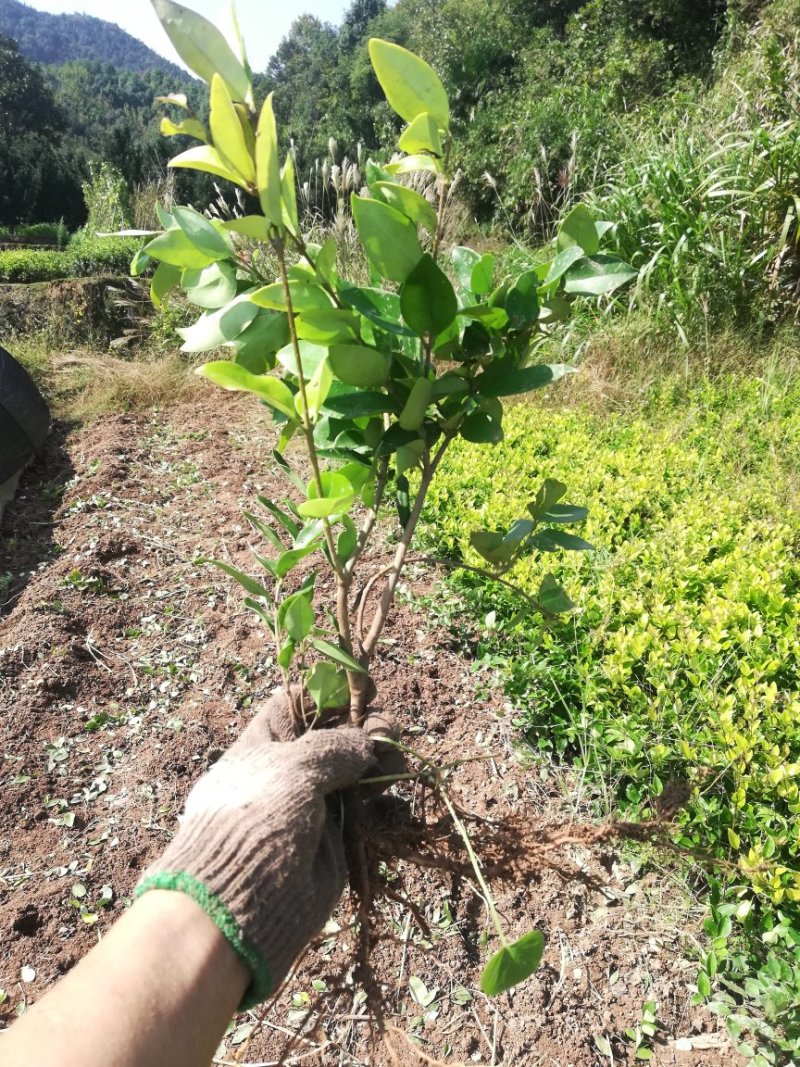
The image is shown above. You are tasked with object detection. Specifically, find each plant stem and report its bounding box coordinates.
[361,437,451,658]
[274,238,343,584]
[431,139,453,264]
[440,789,507,946]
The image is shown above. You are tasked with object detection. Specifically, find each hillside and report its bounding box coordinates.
[0,0,185,75]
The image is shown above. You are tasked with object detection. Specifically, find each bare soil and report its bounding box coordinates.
[0,395,741,1065]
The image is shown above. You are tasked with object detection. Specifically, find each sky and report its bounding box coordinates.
[22,0,351,72]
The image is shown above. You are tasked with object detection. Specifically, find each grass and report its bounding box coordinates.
[420,330,800,1063]
[10,334,205,422]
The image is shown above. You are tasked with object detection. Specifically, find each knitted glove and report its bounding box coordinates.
[136,690,378,1008]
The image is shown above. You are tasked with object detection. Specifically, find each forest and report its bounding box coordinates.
[0,0,799,1064]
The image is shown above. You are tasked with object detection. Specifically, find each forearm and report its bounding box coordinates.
[0,890,249,1067]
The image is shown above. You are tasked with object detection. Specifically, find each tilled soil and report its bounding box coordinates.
[0,395,741,1065]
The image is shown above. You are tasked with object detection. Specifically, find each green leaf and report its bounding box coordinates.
[178,294,259,352]
[557,203,600,256]
[297,472,356,519]
[505,269,540,329]
[451,246,481,291]
[144,229,215,270]
[169,144,249,187]
[478,363,576,398]
[368,38,449,128]
[458,305,509,329]
[376,424,423,457]
[543,245,585,287]
[173,205,231,261]
[538,574,574,614]
[281,594,314,641]
[398,112,443,156]
[296,309,359,345]
[222,215,270,240]
[471,254,494,295]
[543,503,589,524]
[399,378,434,431]
[160,115,207,142]
[150,262,181,308]
[351,195,423,283]
[311,639,366,673]
[182,261,237,309]
[305,662,349,710]
[461,411,503,444]
[230,312,289,373]
[470,530,512,565]
[209,73,255,184]
[297,356,333,421]
[277,636,296,670]
[372,181,438,232]
[338,285,414,337]
[528,479,567,519]
[256,92,282,227]
[396,440,425,474]
[196,361,295,417]
[336,516,358,564]
[396,473,411,526]
[530,529,595,552]
[322,390,395,418]
[276,340,327,378]
[252,280,334,313]
[564,255,638,296]
[480,930,545,996]
[400,253,458,338]
[281,152,299,235]
[258,496,300,538]
[151,0,251,102]
[385,154,441,176]
[205,559,273,602]
[329,345,391,387]
[275,542,319,578]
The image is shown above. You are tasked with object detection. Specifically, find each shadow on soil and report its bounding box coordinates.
[0,421,75,619]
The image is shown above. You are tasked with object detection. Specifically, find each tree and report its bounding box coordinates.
[0,33,82,225]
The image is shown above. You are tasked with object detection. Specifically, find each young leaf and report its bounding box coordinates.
[537,574,574,614]
[168,145,249,188]
[280,594,314,642]
[281,152,299,235]
[177,295,259,351]
[150,262,181,307]
[255,92,282,227]
[222,215,270,240]
[399,378,433,431]
[173,206,231,261]
[528,478,567,519]
[160,115,207,142]
[151,0,251,102]
[557,203,600,256]
[372,182,438,232]
[398,112,443,156]
[564,256,638,296]
[196,361,295,417]
[203,559,273,603]
[329,345,391,387]
[311,639,366,673]
[351,195,423,283]
[322,391,396,418]
[297,356,333,422]
[477,363,576,398]
[400,254,458,338]
[210,74,255,185]
[530,529,595,552]
[480,930,545,996]
[252,280,334,313]
[144,229,215,270]
[368,39,449,128]
[451,246,481,291]
[295,309,360,345]
[182,261,238,309]
[305,662,349,710]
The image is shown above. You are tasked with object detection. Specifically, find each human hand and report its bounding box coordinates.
[136,689,378,1007]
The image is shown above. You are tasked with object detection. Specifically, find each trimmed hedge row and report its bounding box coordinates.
[0,234,141,283]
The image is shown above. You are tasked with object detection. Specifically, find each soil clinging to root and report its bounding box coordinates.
[0,395,741,1065]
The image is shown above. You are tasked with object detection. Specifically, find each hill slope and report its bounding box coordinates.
[0,0,185,75]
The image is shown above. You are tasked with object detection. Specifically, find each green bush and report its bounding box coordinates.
[0,231,142,283]
[0,221,69,245]
[422,369,800,1059]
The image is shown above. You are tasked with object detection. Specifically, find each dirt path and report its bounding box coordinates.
[0,396,740,1065]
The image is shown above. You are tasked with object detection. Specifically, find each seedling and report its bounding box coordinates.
[142,0,635,995]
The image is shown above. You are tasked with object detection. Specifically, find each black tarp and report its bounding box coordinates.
[0,345,50,484]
